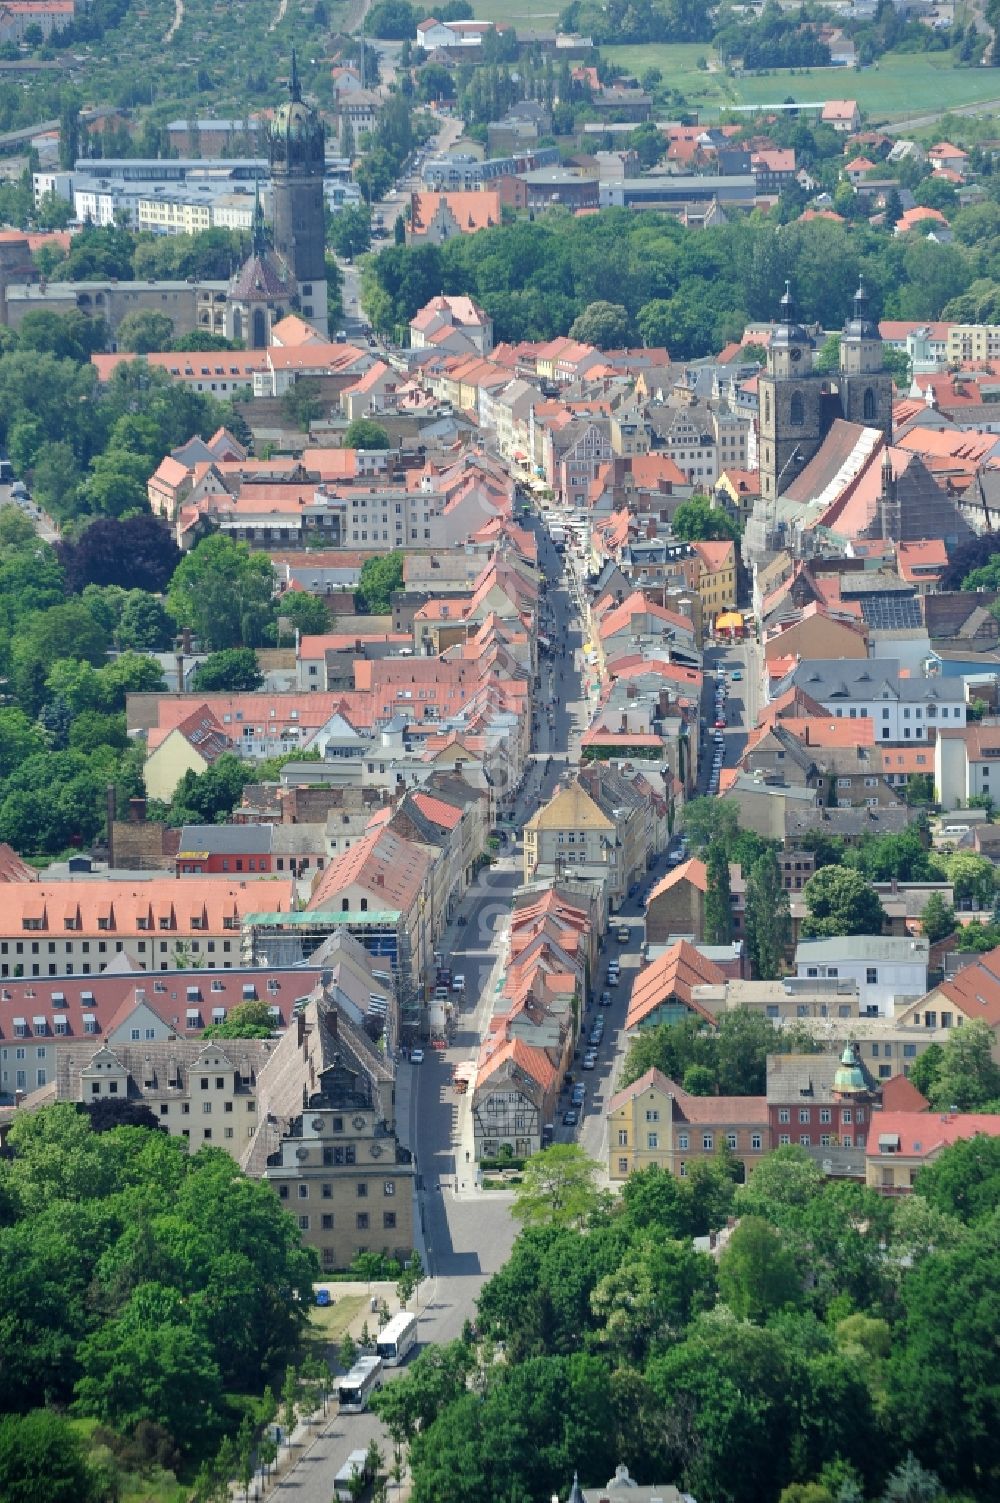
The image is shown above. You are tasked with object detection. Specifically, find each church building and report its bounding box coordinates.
[227,53,328,348]
[758,281,894,501]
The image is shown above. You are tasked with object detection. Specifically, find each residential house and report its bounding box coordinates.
[143,706,233,802]
[935,724,1000,810]
[644,858,709,946]
[867,1111,1000,1194]
[790,659,966,743]
[607,1067,768,1182]
[691,539,737,617]
[471,1034,558,1160]
[821,100,861,133]
[795,936,929,1017]
[409,295,494,356]
[523,781,618,902]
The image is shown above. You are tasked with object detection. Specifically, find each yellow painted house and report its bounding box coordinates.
[691,539,737,616]
[144,708,233,802]
[606,1066,769,1183]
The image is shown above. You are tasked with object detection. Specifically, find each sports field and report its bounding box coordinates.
[463,6,1000,125]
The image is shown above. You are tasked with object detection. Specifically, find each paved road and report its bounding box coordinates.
[0,480,59,543]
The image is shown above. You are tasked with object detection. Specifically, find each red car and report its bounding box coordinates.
[714,718,727,729]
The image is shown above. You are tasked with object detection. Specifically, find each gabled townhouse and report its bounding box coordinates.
[471,1034,559,1161]
[523,781,619,905]
[409,294,494,356]
[306,822,436,1022]
[626,939,728,1031]
[690,539,737,616]
[607,1067,769,1183]
[593,590,701,669]
[893,943,1000,1039]
[141,707,234,802]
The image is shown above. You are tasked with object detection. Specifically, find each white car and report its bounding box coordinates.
[452,974,465,994]
[410,1048,424,1064]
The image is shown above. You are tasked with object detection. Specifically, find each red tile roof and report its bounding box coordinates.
[626,938,725,1031]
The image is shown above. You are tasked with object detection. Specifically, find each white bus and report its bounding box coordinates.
[337,1355,383,1414]
[333,1449,372,1501]
[376,1311,418,1367]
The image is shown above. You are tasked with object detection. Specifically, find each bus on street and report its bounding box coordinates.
[376,1311,418,1367]
[337,1354,383,1413]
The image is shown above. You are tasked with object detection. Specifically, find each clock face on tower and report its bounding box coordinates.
[790,347,802,362]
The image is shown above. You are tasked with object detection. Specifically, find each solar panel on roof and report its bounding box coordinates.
[860,594,922,631]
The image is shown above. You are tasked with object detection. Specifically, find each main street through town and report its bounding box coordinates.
[268,511,593,1499]
[266,495,761,1499]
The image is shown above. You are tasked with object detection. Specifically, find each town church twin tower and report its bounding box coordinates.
[758,282,894,501]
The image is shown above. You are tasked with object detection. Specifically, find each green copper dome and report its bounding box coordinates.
[833,1042,867,1095]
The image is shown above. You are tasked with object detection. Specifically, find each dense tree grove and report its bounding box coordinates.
[382,1142,1000,1503]
[0,1106,316,1477]
[361,210,1000,357]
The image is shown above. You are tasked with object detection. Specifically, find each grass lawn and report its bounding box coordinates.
[471,0,562,20]
[308,1293,368,1346]
[462,8,1000,123]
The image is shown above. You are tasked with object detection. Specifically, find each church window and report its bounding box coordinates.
[863,388,877,421]
[763,392,771,425]
[789,392,804,426]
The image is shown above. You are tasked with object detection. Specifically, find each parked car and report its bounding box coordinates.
[571,1085,586,1106]
[563,1108,579,1126]
[582,1051,597,1070]
[732,670,743,681]
[452,974,465,994]
[600,990,612,1007]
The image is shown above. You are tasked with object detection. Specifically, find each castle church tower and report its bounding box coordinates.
[758,283,826,503]
[269,52,328,337]
[838,279,893,444]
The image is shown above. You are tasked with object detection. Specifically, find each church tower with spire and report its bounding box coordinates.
[838,278,893,444]
[758,282,828,504]
[268,50,328,336]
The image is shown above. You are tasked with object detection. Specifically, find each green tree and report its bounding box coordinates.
[328,204,371,258]
[116,310,176,354]
[0,1410,101,1503]
[717,1216,802,1323]
[343,417,391,450]
[115,590,175,651]
[913,1134,1000,1225]
[744,849,791,979]
[281,378,324,431]
[944,851,996,909]
[511,1144,599,1230]
[396,1250,426,1310]
[339,1332,358,1372]
[74,1282,224,1449]
[716,1007,781,1096]
[681,796,740,852]
[190,648,264,692]
[357,551,404,614]
[737,1144,824,1215]
[683,1063,716,1095]
[801,867,885,938]
[919,892,956,944]
[704,839,733,944]
[888,1219,1000,1490]
[672,495,742,543]
[568,299,630,349]
[201,1000,274,1039]
[922,1019,1000,1112]
[165,753,253,827]
[167,535,275,650]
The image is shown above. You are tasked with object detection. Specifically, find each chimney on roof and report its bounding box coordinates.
[128,796,146,824]
[105,782,118,866]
